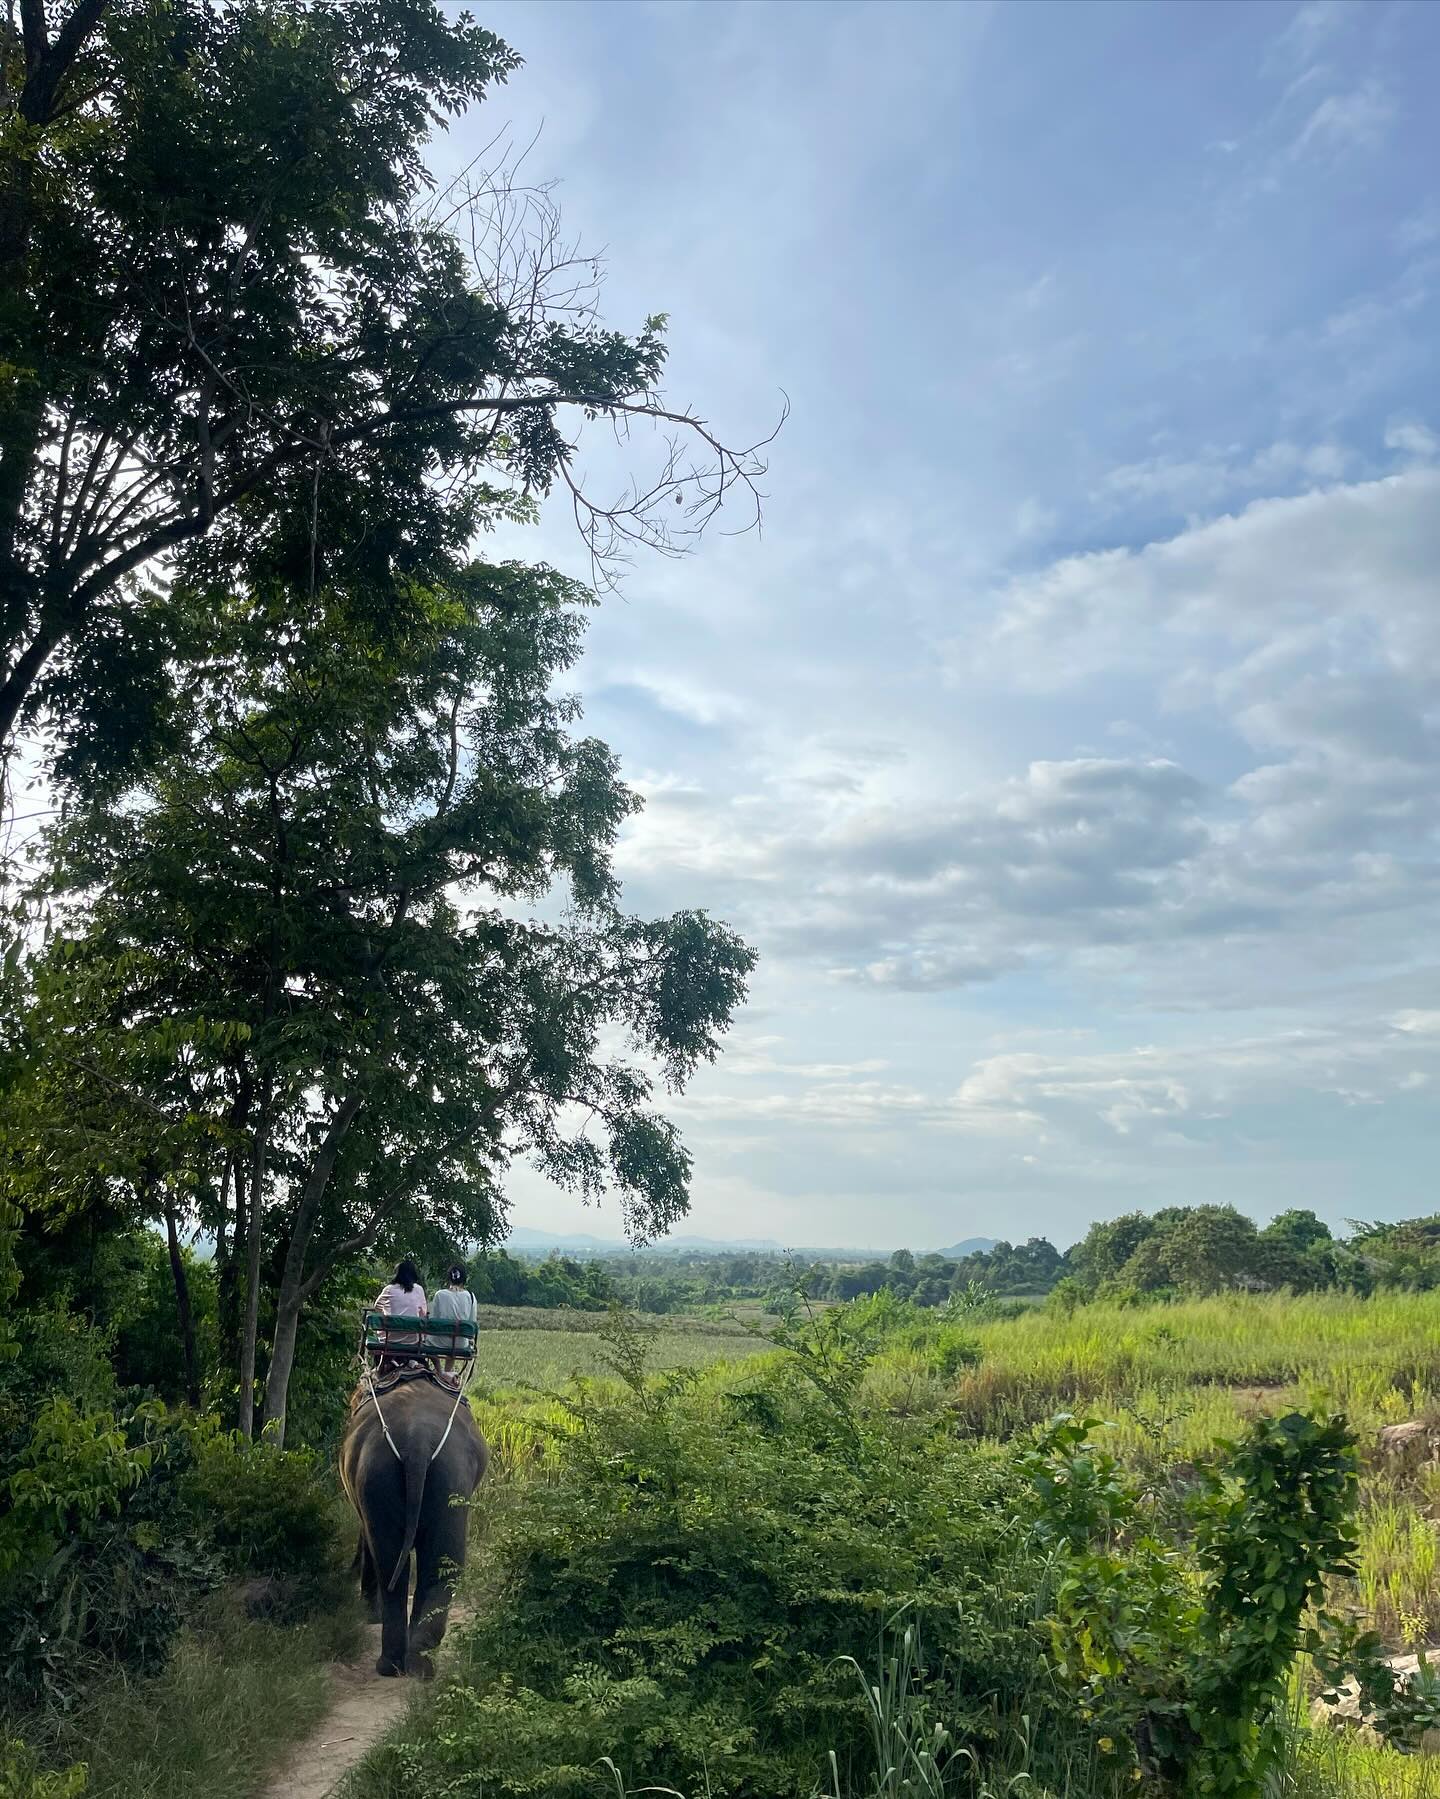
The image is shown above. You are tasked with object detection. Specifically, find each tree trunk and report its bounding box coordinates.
[260,1092,363,1448]
[213,1073,252,1394]
[237,1086,271,1440]
[161,1186,201,1407]
[214,1150,240,1384]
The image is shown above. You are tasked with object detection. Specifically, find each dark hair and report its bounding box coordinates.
[447,1263,467,1286]
[393,1258,420,1293]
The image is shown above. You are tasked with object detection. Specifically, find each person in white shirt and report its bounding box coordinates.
[374,1258,427,1361]
[427,1262,478,1383]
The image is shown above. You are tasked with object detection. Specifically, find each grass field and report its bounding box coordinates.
[19,1595,362,1799]
[469,1319,772,1387]
[966,1290,1440,1411]
[472,1290,1440,1649]
[944,1293,1440,1650]
[464,1305,775,1471]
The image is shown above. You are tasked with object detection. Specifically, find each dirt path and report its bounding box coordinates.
[263,1622,410,1799]
[265,1601,475,1799]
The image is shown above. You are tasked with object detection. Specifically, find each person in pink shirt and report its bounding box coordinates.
[374,1258,427,1362]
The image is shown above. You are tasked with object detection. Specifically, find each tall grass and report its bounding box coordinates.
[15,1596,362,1799]
[417,1293,1440,1799]
[961,1292,1440,1420]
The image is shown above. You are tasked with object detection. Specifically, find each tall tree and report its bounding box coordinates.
[0,0,770,779]
[17,562,755,1441]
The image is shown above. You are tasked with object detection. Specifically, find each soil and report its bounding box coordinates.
[262,1623,409,1799]
[265,1605,470,1799]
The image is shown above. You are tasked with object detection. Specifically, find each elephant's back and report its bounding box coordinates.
[353,1380,486,1485]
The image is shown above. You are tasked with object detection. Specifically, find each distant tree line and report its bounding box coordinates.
[1058,1205,1440,1302]
[482,1206,1440,1314]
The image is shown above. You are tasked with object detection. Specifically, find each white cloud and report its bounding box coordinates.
[1392,1010,1440,1036]
[609,671,749,727]
[1385,420,1439,459]
[1096,438,1350,516]
[611,470,1440,1008]
[672,1007,1440,1181]
[981,468,1440,690]
[1289,79,1395,160]
[1272,0,1347,70]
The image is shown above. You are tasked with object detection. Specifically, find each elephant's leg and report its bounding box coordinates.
[358,1533,380,1623]
[408,1543,456,1679]
[408,1491,470,1678]
[377,1559,410,1677]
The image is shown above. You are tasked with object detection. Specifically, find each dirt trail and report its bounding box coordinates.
[265,1604,471,1799]
[263,1623,409,1799]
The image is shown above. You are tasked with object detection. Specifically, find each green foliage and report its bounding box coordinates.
[0,1396,222,1708]
[1341,1219,1440,1294]
[181,1426,337,1587]
[828,1616,954,1799]
[0,1397,155,1574]
[14,1227,217,1406]
[0,1304,334,1711]
[1026,1409,1383,1796]
[0,1740,87,1798]
[358,1310,1064,1799]
[14,556,756,1441]
[469,1249,618,1312]
[0,0,751,765]
[545,1208,1440,1323]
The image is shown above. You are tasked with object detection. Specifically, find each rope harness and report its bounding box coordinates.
[360,1362,468,1465]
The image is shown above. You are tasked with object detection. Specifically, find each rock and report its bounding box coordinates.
[1376,1420,1440,1469]
[1311,1652,1440,1753]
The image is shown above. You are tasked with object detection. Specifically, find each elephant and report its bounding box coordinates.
[339,1373,488,1676]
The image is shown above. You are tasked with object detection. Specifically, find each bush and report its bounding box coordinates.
[0,1309,117,1451]
[0,1739,87,1798]
[182,1426,340,1588]
[0,1399,223,1709]
[0,1303,339,1711]
[1024,1409,1414,1795]
[358,1313,1081,1799]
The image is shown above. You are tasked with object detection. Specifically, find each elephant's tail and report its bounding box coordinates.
[387,1449,430,1592]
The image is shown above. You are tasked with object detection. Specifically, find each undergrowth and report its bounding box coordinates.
[15,1594,362,1799]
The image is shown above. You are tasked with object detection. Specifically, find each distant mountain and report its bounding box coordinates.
[498,1229,1004,1260]
[502,1227,789,1254]
[504,1227,622,1251]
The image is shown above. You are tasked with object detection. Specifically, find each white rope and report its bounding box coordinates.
[364,1365,403,1462]
[362,1363,466,1465]
[429,1380,467,1464]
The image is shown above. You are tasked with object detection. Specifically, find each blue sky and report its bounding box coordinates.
[443,0,1440,1250]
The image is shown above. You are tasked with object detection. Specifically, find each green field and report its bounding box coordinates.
[953,1292,1440,1649]
[468,1312,772,1388]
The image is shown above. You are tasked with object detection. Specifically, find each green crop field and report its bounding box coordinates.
[468,1315,772,1389]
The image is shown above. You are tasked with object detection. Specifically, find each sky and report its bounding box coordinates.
[437,0,1440,1252]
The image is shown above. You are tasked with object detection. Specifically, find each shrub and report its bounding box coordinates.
[0,1399,223,1708]
[1025,1409,1407,1796]
[0,1308,338,1711]
[358,1312,1082,1799]
[0,1310,117,1451]
[182,1426,339,1588]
